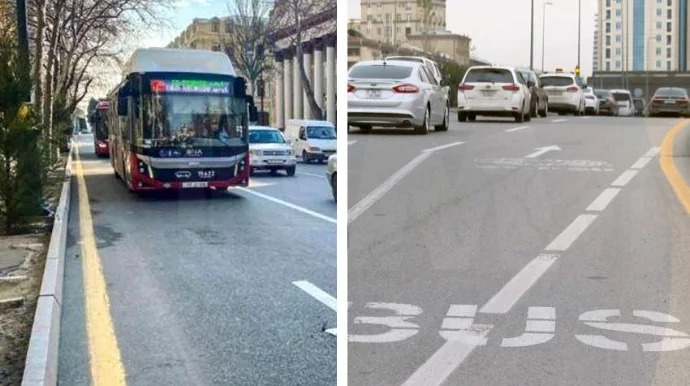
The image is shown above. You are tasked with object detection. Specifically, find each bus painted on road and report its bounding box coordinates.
[89,99,110,158]
[107,48,257,193]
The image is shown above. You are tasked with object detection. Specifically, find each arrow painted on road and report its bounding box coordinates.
[525,145,561,159]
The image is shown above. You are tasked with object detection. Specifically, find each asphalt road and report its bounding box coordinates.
[58,134,336,385]
[348,114,690,386]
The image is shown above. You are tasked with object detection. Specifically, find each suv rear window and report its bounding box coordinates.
[349,65,413,79]
[464,68,514,83]
[654,88,687,97]
[612,92,632,102]
[594,89,611,98]
[540,76,574,87]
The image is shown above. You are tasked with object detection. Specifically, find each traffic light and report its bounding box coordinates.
[575,66,581,75]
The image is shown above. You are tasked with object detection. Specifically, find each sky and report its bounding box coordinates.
[348,0,598,77]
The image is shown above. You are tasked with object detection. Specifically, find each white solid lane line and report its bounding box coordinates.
[586,188,621,212]
[630,157,652,169]
[349,140,357,145]
[236,187,336,224]
[645,147,661,157]
[611,170,639,187]
[552,119,568,123]
[505,126,530,132]
[399,339,489,386]
[544,214,598,251]
[422,141,465,153]
[479,254,560,314]
[292,280,337,312]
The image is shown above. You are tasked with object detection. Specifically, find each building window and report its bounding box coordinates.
[606,0,611,5]
[212,21,219,33]
[616,22,621,29]
[397,14,401,21]
[367,15,373,21]
[606,23,611,33]
[606,10,611,19]
[606,61,611,70]
[377,15,382,22]
[667,35,672,44]
[405,27,412,35]
[668,61,672,70]
[668,9,672,19]
[606,35,611,45]
[657,21,663,29]
[616,34,622,42]
[616,60,621,68]
[658,0,662,3]
[657,9,663,16]
[657,60,662,68]
[668,47,672,58]
[386,13,391,23]
[406,13,412,21]
[377,27,381,35]
[657,34,662,42]
[668,0,672,6]
[606,48,611,58]
[396,27,400,33]
[657,47,662,55]
[616,47,621,55]
[406,2,412,10]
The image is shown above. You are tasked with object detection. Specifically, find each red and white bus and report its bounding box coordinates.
[106,48,257,194]
[89,99,110,158]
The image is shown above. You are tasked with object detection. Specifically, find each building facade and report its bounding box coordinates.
[350,0,447,46]
[595,0,690,72]
[593,13,600,71]
[269,0,336,129]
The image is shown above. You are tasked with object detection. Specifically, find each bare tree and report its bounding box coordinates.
[269,0,335,121]
[416,0,436,53]
[221,0,272,101]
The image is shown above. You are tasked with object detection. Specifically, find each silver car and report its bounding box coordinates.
[347,60,450,135]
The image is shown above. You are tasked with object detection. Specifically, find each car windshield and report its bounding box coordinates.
[519,71,534,83]
[249,130,285,144]
[307,126,337,140]
[540,76,575,87]
[612,92,631,102]
[655,88,687,97]
[143,94,246,147]
[349,65,413,79]
[464,68,514,83]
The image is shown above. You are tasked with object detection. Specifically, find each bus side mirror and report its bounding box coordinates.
[249,105,258,122]
[234,78,247,97]
[117,97,128,116]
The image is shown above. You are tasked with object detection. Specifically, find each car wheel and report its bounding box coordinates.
[530,101,537,118]
[524,109,531,122]
[415,106,430,135]
[457,111,467,122]
[515,104,525,123]
[331,172,337,202]
[302,150,309,163]
[539,101,548,117]
[435,104,449,131]
[468,114,476,122]
[360,125,372,133]
[286,165,296,176]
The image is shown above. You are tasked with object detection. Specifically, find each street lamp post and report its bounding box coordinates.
[542,1,553,72]
[577,0,582,68]
[530,0,535,70]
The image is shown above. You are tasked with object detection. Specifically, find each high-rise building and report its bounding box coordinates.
[595,0,690,72]
[593,13,600,71]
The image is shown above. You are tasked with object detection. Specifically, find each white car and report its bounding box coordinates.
[327,154,336,201]
[610,89,635,116]
[583,87,600,115]
[248,126,297,176]
[385,56,450,102]
[284,119,337,162]
[457,66,532,123]
[539,73,585,116]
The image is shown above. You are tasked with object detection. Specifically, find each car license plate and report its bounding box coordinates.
[665,100,675,104]
[182,181,208,188]
[366,90,382,99]
[266,159,284,164]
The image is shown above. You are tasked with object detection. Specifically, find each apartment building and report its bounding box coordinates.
[593,13,600,71]
[595,0,690,72]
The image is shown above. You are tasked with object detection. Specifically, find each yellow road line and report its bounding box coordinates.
[74,144,127,385]
[660,119,690,215]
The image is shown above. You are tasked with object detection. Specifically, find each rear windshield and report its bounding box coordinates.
[612,92,632,101]
[594,89,611,98]
[518,71,534,83]
[654,88,687,97]
[540,76,574,87]
[349,65,413,80]
[464,68,514,83]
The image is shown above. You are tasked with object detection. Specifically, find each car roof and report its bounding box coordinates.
[540,73,575,77]
[249,125,280,131]
[353,60,420,68]
[386,56,435,64]
[610,89,631,93]
[467,65,516,71]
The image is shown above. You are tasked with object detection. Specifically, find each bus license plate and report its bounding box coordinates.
[182,181,208,188]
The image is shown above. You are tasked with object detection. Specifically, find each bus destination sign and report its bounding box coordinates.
[151,79,230,94]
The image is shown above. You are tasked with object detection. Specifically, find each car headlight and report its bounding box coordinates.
[308,146,321,152]
[250,150,262,156]
[287,149,294,156]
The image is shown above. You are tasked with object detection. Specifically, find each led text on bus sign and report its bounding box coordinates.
[150,79,230,94]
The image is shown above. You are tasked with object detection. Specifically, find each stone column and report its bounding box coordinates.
[274,51,284,129]
[293,53,302,119]
[283,50,293,124]
[303,42,313,119]
[313,39,324,119]
[325,35,336,125]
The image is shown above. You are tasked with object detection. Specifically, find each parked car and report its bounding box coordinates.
[457,66,532,123]
[610,89,634,116]
[248,126,297,176]
[518,69,549,118]
[385,56,451,115]
[583,87,600,115]
[347,59,450,134]
[647,87,690,117]
[632,98,646,116]
[594,89,618,115]
[539,72,585,116]
[327,154,337,202]
[284,119,337,163]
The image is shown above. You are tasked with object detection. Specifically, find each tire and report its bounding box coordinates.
[524,110,531,122]
[539,101,548,117]
[457,111,467,122]
[468,114,476,122]
[286,165,296,176]
[530,101,537,118]
[205,189,214,199]
[360,125,372,133]
[331,172,337,202]
[415,106,430,135]
[302,150,309,163]
[435,104,449,131]
[515,108,525,123]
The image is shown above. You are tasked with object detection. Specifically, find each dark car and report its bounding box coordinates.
[518,69,548,118]
[632,98,646,116]
[593,89,618,116]
[648,87,690,117]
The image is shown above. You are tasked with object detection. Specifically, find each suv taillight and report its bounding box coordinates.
[567,86,579,92]
[393,83,420,93]
[348,84,355,92]
[502,84,520,91]
[458,83,474,91]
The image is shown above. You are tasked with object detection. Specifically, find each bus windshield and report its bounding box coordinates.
[94,115,108,140]
[144,94,246,147]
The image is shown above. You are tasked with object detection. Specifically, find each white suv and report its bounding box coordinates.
[457,66,532,123]
[539,73,585,116]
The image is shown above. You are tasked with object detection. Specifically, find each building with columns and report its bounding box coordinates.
[268,0,336,130]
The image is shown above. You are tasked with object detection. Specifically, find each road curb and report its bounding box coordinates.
[21,147,74,386]
[660,119,690,215]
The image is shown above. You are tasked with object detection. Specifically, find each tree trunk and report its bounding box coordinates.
[296,52,323,120]
[32,0,46,117]
[43,0,64,161]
